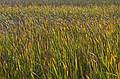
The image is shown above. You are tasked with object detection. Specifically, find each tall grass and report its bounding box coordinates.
[0,5,120,79]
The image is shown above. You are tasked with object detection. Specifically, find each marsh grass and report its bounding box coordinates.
[0,5,120,79]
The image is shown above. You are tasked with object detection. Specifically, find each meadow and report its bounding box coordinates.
[0,5,120,79]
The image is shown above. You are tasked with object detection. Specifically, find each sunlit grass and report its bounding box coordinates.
[0,5,120,79]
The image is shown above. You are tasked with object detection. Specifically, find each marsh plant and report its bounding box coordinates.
[0,5,120,79]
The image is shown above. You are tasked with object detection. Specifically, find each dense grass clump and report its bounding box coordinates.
[0,5,120,79]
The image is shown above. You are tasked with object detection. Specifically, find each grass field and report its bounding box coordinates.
[0,5,120,79]
[0,0,120,6]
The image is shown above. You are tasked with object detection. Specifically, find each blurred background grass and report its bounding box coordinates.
[0,0,120,6]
